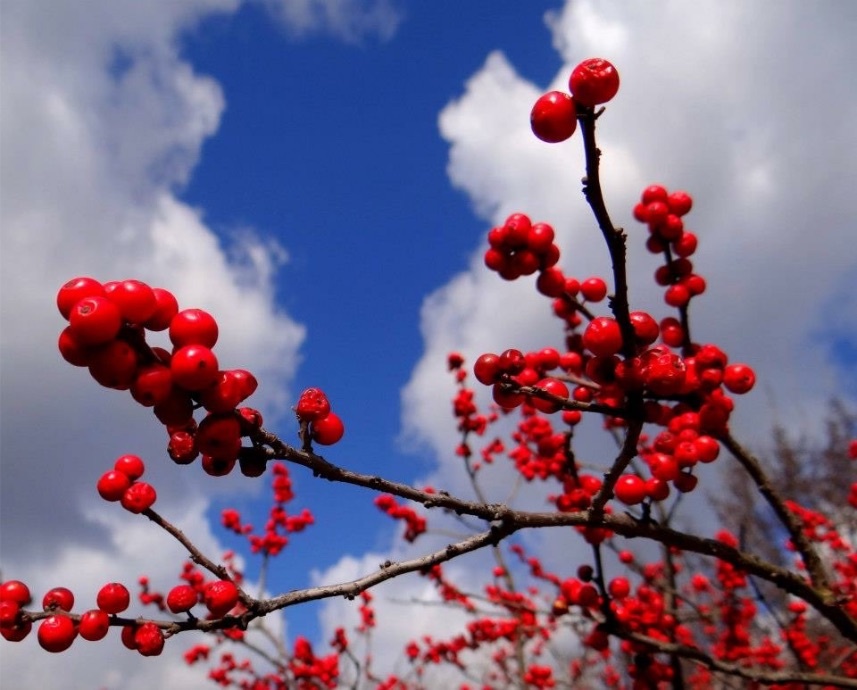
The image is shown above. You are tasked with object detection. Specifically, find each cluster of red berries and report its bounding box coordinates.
[96,454,157,512]
[473,347,571,414]
[632,185,706,308]
[530,57,620,143]
[0,579,164,655]
[483,212,562,285]
[57,277,264,477]
[294,388,345,446]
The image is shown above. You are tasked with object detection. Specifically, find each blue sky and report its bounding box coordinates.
[2,1,856,687]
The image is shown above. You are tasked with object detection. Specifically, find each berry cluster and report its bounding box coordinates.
[96,454,157,512]
[57,277,264,478]
[633,185,705,308]
[484,213,561,284]
[530,57,620,143]
[294,388,345,446]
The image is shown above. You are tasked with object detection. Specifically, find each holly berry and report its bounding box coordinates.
[531,378,570,414]
[196,413,242,460]
[121,482,157,513]
[133,622,165,656]
[295,388,331,422]
[170,344,219,391]
[580,277,608,302]
[614,474,647,505]
[474,353,501,385]
[144,288,179,331]
[37,614,77,652]
[68,296,122,345]
[42,587,74,611]
[78,609,110,641]
[583,317,623,357]
[530,91,577,143]
[166,585,198,614]
[723,363,756,394]
[97,470,132,502]
[104,279,157,324]
[569,58,620,106]
[203,580,239,617]
[96,582,130,614]
[0,580,32,606]
[114,454,145,480]
[169,308,219,349]
[311,412,345,446]
[57,277,105,319]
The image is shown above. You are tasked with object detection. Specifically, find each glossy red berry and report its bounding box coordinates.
[170,345,219,391]
[203,580,239,617]
[196,413,242,460]
[169,309,219,349]
[130,364,173,407]
[0,600,20,628]
[68,296,123,345]
[88,339,139,390]
[120,623,139,650]
[614,474,647,505]
[121,482,157,513]
[201,454,237,477]
[143,288,179,331]
[473,353,501,385]
[38,614,77,652]
[295,388,331,422]
[168,431,199,465]
[311,412,345,446]
[531,378,570,414]
[114,454,145,480]
[96,582,130,614]
[42,587,74,611]
[583,317,623,357]
[629,311,659,346]
[530,91,577,143]
[579,277,607,302]
[498,349,526,375]
[667,190,693,216]
[97,469,132,502]
[134,622,165,656]
[78,609,110,641]
[723,363,756,394]
[105,280,157,324]
[57,277,105,320]
[608,577,631,600]
[569,58,620,106]
[58,327,96,367]
[153,389,195,427]
[0,580,32,607]
[166,585,198,614]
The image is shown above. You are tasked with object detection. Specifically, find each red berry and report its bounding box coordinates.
[78,609,110,641]
[295,388,331,422]
[723,363,756,394]
[473,353,501,385]
[134,622,165,656]
[583,317,623,357]
[569,58,620,106]
[641,185,668,205]
[153,389,195,427]
[311,412,345,446]
[201,454,236,477]
[105,280,157,324]
[58,327,97,367]
[57,277,105,320]
[498,349,526,375]
[169,309,219,348]
[1,580,32,606]
[664,283,691,308]
[203,580,239,617]
[68,296,123,345]
[96,582,130,614]
[614,474,647,505]
[42,587,74,611]
[168,430,199,465]
[171,345,219,391]
[88,339,139,390]
[579,277,607,302]
[530,91,577,143]
[38,614,77,652]
[629,311,659,346]
[143,288,179,331]
[667,191,693,216]
[97,470,132,502]
[196,413,242,460]
[130,364,173,407]
[166,585,198,614]
[121,623,138,650]
[531,378,570,414]
[608,577,631,600]
[0,600,20,628]
[121,482,157,513]
[673,472,699,493]
[536,268,566,297]
[114,454,146,480]
[527,223,555,254]
[504,213,532,248]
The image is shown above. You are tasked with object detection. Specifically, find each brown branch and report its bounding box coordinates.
[719,430,834,600]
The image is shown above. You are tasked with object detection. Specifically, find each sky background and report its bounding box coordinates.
[1,1,856,688]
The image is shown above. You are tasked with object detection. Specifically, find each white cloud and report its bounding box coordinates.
[256,0,403,43]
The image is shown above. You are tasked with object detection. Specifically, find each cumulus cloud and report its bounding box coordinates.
[256,0,403,43]
[0,0,396,684]
[313,0,857,678]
